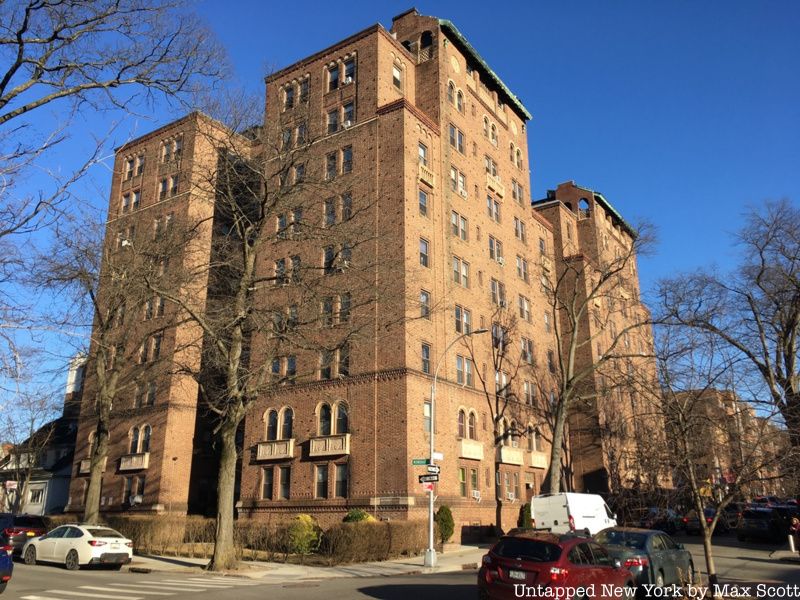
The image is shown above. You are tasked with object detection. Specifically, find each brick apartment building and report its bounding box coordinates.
[67,8,660,536]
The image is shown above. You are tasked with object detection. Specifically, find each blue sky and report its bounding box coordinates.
[198,0,799,293]
[12,1,799,387]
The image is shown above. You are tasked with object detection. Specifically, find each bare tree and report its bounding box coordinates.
[541,222,659,493]
[652,325,793,586]
[35,210,181,523]
[658,199,800,458]
[143,96,397,570]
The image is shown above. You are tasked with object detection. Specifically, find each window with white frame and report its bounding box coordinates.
[490,278,506,306]
[452,256,469,287]
[521,338,534,364]
[392,64,402,89]
[448,124,464,153]
[518,295,531,322]
[451,211,467,240]
[420,290,431,319]
[484,155,498,177]
[419,238,430,267]
[488,236,503,262]
[516,256,529,282]
[487,196,500,222]
[514,217,526,243]
[456,355,474,386]
[454,305,471,334]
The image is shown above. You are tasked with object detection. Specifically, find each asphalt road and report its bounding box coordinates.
[5,536,800,600]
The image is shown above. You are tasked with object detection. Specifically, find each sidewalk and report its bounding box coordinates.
[772,549,800,563]
[129,544,487,582]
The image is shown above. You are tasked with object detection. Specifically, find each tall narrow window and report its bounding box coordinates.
[279,466,290,500]
[327,109,339,134]
[468,412,476,440]
[457,410,466,438]
[281,408,293,439]
[392,65,402,89]
[129,427,139,454]
[328,64,339,91]
[336,403,349,434]
[419,238,430,267]
[418,143,428,166]
[420,289,431,319]
[319,404,332,436]
[421,343,431,374]
[458,467,467,497]
[284,86,294,110]
[261,467,274,500]
[344,58,356,83]
[141,425,151,453]
[342,146,352,173]
[315,464,329,498]
[419,189,428,216]
[299,78,309,103]
[266,410,278,441]
[335,464,348,497]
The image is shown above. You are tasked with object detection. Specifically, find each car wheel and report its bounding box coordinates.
[65,549,80,571]
[655,571,665,587]
[110,563,123,571]
[0,581,6,594]
[23,545,36,565]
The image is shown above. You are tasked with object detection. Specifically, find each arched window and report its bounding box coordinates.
[456,90,464,112]
[266,410,278,441]
[483,117,489,138]
[281,408,293,439]
[457,409,466,438]
[516,149,522,168]
[130,427,139,454]
[319,403,332,436]
[447,82,455,104]
[579,198,590,215]
[490,124,497,145]
[468,412,476,440]
[335,403,349,434]
[141,425,151,453]
[420,30,433,48]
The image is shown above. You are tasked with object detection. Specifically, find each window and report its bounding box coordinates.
[392,64,402,89]
[337,343,349,377]
[420,290,431,319]
[326,152,337,180]
[338,293,351,323]
[518,295,531,322]
[132,190,140,210]
[274,258,287,285]
[456,355,474,386]
[284,85,295,110]
[547,350,556,374]
[419,238,430,267]
[279,466,291,499]
[451,211,467,240]
[121,194,131,213]
[544,312,552,333]
[524,381,535,405]
[296,121,307,145]
[335,464,348,498]
[456,91,464,112]
[512,179,525,203]
[455,305,471,334]
[151,334,162,361]
[323,246,335,275]
[124,157,135,180]
[484,155,498,177]
[335,403,349,434]
[287,356,297,379]
[471,468,478,493]
[421,343,431,374]
[162,141,172,163]
[324,198,336,227]
[483,117,489,138]
[344,58,356,83]
[423,401,432,433]
[28,488,44,504]
[468,412,476,440]
[447,81,455,104]
[539,237,546,255]
[328,64,339,91]
[299,78,309,102]
[315,465,329,498]
[319,403,332,435]
[488,236,503,262]
[320,351,333,380]
[342,146,352,173]
[342,193,352,221]
[516,256,529,282]
[452,256,469,288]
[449,167,467,195]
[448,124,464,153]
[266,410,278,440]
[261,467,274,500]
[516,148,523,168]
[490,123,498,146]
[418,143,428,166]
[496,371,509,399]
[169,176,178,196]
[458,467,467,497]
[492,322,508,351]
[514,473,520,499]
[521,338,534,364]
[327,109,339,134]
[159,178,168,200]
[457,409,466,438]
[514,217,526,243]
[487,196,500,222]
[490,279,506,306]
[145,381,156,406]
[281,408,293,439]
[419,189,428,216]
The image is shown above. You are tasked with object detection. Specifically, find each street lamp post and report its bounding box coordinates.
[424,327,488,568]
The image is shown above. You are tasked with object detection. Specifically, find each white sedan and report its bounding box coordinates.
[22,524,133,570]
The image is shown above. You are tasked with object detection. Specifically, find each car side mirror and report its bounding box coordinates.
[613,558,622,569]
[613,513,618,520]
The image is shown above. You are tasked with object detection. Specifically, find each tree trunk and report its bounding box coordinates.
[702,531,719,589]
[209,419,238,571]
[83,424,109,524]
[494,460,504,533]
[545,402,569,493]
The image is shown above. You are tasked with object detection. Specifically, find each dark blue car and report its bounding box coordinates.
[0,533,13,594]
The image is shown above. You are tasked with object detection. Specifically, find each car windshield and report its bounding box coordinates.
[595,530,647,550]
[493,537,562,562]
[14,516,45,528]
[87,528,124,538]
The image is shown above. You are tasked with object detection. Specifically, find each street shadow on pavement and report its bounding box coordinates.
[358,584,474,600]
[136,554,206,568]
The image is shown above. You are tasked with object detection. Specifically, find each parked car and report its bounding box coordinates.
[721,503,747,529]
[530,493,618,535]
[595,527,694,587]
[0,514,47,556]
[752,495,782,506]
[0,533,12,594]
[771,504,800,529]
[736,508,785,543]
[22,524,133,570]
[478,532,635,600]
[639,508,682,534]
[683,508,729,535]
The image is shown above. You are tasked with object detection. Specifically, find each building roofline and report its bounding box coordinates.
[438,19,532,122]
[115,111,245,154]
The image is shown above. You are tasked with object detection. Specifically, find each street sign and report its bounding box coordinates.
[432,451,444,461]
[427,465,441,474]
[422,482,434,492]
[411,458,429,466]
[419,474,439,483]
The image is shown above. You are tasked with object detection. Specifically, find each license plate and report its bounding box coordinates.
[112,544,120,549]
[509,570,526,580]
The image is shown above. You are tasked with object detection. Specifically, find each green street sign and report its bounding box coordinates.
[412,458,429,466]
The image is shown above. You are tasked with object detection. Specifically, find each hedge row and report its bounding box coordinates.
[43,514,434,565]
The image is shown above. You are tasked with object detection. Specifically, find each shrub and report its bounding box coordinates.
[518,503,532,529]
[435,505,454,544]
[343,508,374,523]
[288,514,320,560]
[320,520,430,565]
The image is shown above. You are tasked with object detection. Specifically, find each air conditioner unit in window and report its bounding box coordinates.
[506,492,516,502]
[345,76,354,85]
[471,490,481,501]
[497,257,505,266]
[343,120,352,129]
[129,494,143,506]
[459,189,468,198]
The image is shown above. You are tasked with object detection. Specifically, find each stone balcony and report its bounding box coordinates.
[458,438,484,461]
[486,172,505,198]
[498,445,524,466]
[256,439,295,461]
[119,452,150,471]
[309,433,351,457]
[78,457,106,475]
[540,255,553,273]
[530,451,549,469]
[418,163,435,188]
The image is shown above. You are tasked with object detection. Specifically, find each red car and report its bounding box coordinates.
[478,532,636,600]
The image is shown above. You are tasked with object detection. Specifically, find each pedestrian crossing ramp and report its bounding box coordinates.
[21,576,261,599]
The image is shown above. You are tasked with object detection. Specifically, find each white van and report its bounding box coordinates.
[530,493,617,535]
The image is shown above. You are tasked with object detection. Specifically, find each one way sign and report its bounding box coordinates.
[418,474,439,483]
